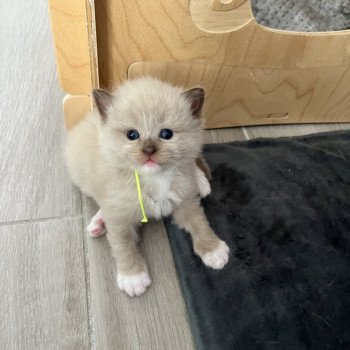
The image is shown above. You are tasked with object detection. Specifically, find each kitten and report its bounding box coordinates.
[65,77,230,297]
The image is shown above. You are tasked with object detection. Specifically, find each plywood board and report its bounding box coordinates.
[48,0,98,94]
[129,62,350,128]
[96,0,350,90]
[51,0,350,128]
[63,95,92,130]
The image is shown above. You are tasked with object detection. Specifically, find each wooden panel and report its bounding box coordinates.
[95,0,350,92]
[195,0,253,31]
[83,197,194,350]
[129,62,350,128]
[0,0,81,222]
[210,0,248,12]
[0,219,89,349]
[47,0,350,128]
[48,0,98,94]
[63,95,92,130]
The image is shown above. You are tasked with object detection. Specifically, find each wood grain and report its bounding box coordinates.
[0,219,89,349]
[195,0,253,31]
[48,0,98,95]
[129,62,350,128]
[210,0,248,12]
[95,0,350,92]
[83,197,194,350]
[50,0,350,128]
[0,0,81,222]
[48,0,350,129]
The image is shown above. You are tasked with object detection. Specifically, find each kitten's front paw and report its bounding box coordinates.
[201,241,230,269]
[117,272,152,297]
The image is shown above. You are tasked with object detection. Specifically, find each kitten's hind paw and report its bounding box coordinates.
[117,272,152,297]
[87,209,106,237]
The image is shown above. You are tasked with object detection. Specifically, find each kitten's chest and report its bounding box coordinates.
[143,170,179,218]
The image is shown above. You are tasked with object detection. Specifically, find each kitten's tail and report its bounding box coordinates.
[196,155,211,180]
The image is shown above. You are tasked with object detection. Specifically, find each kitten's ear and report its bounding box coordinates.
[92,89,114,121]
[182,88,205,118]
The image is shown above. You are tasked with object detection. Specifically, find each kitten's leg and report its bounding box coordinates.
[196,155,211,179]
[87,209,106,237]
[173,200,230,269]
[195,155,211,198]
[104,216,151,297]
[196,166,211,198]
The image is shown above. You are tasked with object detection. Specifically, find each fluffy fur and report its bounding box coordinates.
[65,77,229,296]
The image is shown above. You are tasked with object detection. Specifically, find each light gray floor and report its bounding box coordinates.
[1,1,349,349]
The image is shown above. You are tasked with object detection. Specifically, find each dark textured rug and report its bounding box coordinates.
[165,131,350,350]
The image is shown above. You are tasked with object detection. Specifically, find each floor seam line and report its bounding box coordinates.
[0,214,84,227]
[81,197,96,350]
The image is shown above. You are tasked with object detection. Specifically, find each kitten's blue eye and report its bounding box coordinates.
[127,129,140,140]
[159,129,173,140]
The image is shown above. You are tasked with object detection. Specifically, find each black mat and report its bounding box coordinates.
[165,131,350,350]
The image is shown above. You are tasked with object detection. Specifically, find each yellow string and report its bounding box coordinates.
[134,170,148,223]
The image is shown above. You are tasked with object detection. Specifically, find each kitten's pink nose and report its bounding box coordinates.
[142,144,157,156]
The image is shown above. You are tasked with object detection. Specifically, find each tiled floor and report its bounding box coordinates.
[1,1,349,349]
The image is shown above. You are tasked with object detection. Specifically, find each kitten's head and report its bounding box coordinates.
[93,77,204,173]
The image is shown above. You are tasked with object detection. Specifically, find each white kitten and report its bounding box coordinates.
[65,77,229,297]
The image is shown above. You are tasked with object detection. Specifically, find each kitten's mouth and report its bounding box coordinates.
[143,159,158,167]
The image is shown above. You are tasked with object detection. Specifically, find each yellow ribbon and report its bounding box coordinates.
[134,170,148,223]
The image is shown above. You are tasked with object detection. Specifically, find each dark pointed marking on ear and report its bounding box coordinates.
[92,89,114,121]
[182,88,205,118]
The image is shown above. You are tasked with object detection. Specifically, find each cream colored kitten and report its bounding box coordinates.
[65,77,230,297]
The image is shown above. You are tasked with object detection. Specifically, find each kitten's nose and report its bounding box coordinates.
[142,143,157,156]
